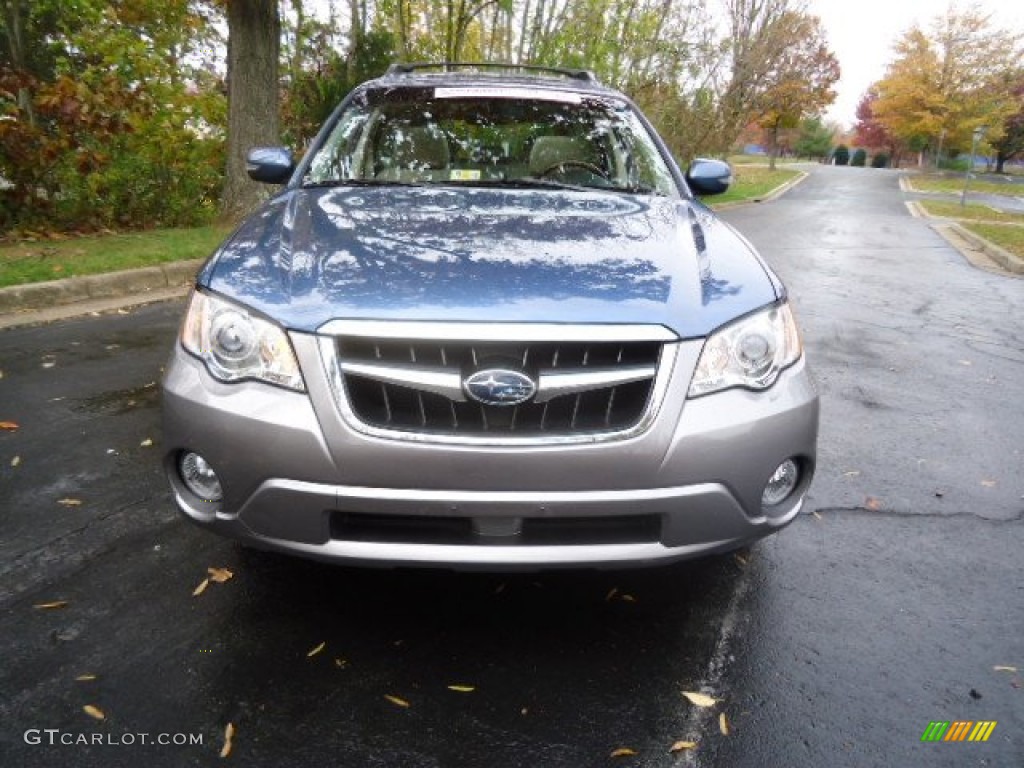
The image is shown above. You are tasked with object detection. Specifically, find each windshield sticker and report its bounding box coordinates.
[434,87,583,104]
[449,169,482,181]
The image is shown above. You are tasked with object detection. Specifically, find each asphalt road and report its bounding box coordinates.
[1,165,1022,767]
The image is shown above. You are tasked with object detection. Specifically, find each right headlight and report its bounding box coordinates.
[688,302,802,398]
[180,289,305,392]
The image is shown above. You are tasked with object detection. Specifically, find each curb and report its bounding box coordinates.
[947,223,1024,275]
[0,259,203,316]
[710,170,809,210]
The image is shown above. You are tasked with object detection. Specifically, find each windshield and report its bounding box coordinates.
[303,86,680,197]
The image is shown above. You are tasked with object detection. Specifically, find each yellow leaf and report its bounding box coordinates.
[994,665,1018,672]
[719,712,730,736]
[669,741,698,752]
[57,498,82,506]
[140,438,153,447]
[220,722,235,758]
[192,578,210,597]
[384,694,410,708]
[610,747,636,757]
[307,641,326,658]
[11,456,20,467]
[864,496,882,511]
[681,691,719,708]
[207,567,233,583]
[34,600,68,609]
[83,704,105,721]
[76,674,97,682]
[0,420,19,430]
[447,685,475,693]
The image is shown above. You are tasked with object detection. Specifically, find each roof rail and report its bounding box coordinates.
[385,62,599,84]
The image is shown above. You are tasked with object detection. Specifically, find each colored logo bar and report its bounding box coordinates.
[921,721,997,742]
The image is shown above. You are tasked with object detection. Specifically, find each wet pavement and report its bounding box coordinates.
[1,165,1022,767]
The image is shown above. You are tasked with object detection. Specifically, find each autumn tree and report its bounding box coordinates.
[872,7,1022,164]
[991,70,1024,173]
[222,0,280,222]
[751,11,838,169]
[854,87,903,167]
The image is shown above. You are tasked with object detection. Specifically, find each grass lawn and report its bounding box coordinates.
[917,200,1024,224]
[0,225,230,288]
[726,154,806,166]
[705,166,801,207]
[960,222,1024,259]
[906,174,1023,197]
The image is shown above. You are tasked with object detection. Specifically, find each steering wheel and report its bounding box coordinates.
[538,160,609,180]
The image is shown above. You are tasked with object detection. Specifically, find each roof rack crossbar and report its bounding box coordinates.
[385,61,598,83]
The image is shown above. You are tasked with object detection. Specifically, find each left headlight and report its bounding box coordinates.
[180,289,305,392]
[688,302,802,398]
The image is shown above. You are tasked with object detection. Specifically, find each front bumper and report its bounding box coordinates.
[162,335,818,569]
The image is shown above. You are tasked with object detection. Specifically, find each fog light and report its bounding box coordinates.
[179,452,223,502]
[762,459,799,507]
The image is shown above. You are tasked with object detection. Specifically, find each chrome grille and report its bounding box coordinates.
[316,322,678,444]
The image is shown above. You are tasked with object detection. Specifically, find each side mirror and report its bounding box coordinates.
[686,158,733,196]
[246,147,295,184]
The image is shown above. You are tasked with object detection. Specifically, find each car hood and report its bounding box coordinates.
[201,186,779,338]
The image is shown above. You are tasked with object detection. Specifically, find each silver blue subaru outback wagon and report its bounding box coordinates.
[162,63,819,569]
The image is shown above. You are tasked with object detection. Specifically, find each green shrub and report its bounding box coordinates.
[833,144,850,166]
[851,148,867,167]
[871,153,889,168]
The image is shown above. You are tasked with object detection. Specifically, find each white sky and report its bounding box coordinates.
[808,0,1024,127]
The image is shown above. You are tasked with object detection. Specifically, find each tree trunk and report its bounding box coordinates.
[221,0,280,223]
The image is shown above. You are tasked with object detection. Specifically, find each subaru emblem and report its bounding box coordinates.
[464,369,537,407]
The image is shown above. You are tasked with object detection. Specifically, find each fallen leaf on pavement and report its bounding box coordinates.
[610,747,636,757]
[864,497,882,511]
[207,567,233,583]
[76,674,97,682]
[447,685,475,693]
[0,421,19,430]
[140,438,153,447]
[812,511,822,520]
[83,705,105,721]
[981,479,996,487]
[11,456,20,467]
[57,498,82,507]
[719,712,730,736]
[681,691,719,708]
[34,600,68,610]
[220,722,235,758]
[307,641,326,658]
[994,665,1018,673]
[734,553,748,565]
[842,470,860,477]
[669,741,698,752]
[385,694,410,708]
[192,578,210,597]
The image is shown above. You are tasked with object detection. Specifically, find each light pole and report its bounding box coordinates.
[961,126,987,207]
